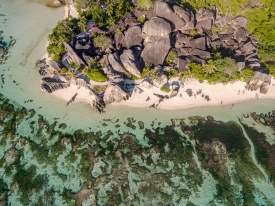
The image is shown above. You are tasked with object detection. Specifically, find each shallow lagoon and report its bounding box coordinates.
[0,1,275,205]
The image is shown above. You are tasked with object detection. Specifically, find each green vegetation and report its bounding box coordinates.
[93,34,112,50]
[164,50,177,66]
[137,15,146,23]
[106,0,133,26]
[189,29,197,37]
[141,63,157,79]
[61,67,68,73]
[47,18,79,60]
[165,69,179,79]
[181,52,254,84]
[86,67,107,82]
[160,86,170,93]
[91,4,105,24]
[124,70,139,80]
[137,0,156,10]
[210,24,219,35]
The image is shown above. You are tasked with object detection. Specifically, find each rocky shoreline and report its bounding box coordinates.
[38,0,273,112]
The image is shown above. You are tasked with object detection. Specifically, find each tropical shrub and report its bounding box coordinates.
[165,69,179,79]
[137,0,156,10]
[106,0,133,27]
[160,86,170,93]
[62,67,68,73]
[164,50,177,66]
[93,35,112,50]
[189,29,197,37]
[86,68,107,82]
[141,64,157,79]
[137,15,146,23]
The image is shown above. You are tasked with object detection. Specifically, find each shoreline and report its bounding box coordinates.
[41,2,275,112]
[50,77,275,111]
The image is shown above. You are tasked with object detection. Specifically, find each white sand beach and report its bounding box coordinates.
[51,77,275,110]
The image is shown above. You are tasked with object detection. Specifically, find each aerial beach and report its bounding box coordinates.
[0,0,275,205]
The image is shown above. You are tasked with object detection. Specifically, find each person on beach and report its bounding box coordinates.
[243,90,245,94]
[232,103,234,107]
[221,100,223,105]
[238,90,240,95]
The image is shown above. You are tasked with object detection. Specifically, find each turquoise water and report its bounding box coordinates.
[0,1,275,205]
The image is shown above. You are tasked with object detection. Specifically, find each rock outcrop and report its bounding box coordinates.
[153,1,186,31]
[103,84,129,104]
[142,17,171,36]
[122,26,142,49]
[246,72,272,94]
[108,52,125,73]
[120,48,143,78]
[141,35,171,65]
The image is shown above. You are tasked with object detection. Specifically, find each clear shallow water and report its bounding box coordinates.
[0,1,275,205]
[0,0,274,131]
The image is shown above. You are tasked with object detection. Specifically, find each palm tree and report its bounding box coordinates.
[203,60,217,75]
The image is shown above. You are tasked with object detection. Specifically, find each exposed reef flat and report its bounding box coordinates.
[0,93,274,205]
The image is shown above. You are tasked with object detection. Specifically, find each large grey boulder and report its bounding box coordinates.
[153,1,186,31]
[124,16,139,27]
[133,9,148,18]
[48,60,62,71]
[142,17,171,36]
[242,42,256,55]
[234,28,247,42]
[120,48,143,77]
[175,57,188,72]
[114,32,124,49]
[122,26,142,49]
[173,5,195,31]
[103,84,128,104]
[186,37,206,50]
[246,72,272,94]
[153,74,168,87]
[190,49,210,58]
[196,19,213,33]
[175,33,190,48]
[188,56,206,65]
[139,79,153,89]
[196,8,215,23]
[233,16,247,28]
[64,42,87,68]
[141,35,171,65]
[108,52,125,73]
